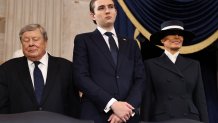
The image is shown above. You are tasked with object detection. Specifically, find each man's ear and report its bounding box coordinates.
[90,12,95,21]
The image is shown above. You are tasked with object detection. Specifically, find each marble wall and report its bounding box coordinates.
[0,0,95,64]
[0,0,5,64]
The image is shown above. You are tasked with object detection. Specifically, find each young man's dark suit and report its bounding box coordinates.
[141,53,208,122]
[0,55,80,118]
[73,29,145,122]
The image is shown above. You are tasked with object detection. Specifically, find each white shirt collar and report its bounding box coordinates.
[97,26,117,37]
[27,52,49,66]
[27,52,49,85]
[164,50,179,63]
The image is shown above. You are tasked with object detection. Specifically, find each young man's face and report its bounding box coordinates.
[161,34,184,53]
[91,0,117,28]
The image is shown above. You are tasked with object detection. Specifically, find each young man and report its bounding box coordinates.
[140,20,209,123]
[0,24,80,118]
[73,0,146,122]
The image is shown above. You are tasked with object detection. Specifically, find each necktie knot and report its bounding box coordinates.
[104,32,118,65]
[105,32,113,37]
[34,61,41,67]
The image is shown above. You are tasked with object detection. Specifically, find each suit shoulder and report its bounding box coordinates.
[74,32,94,45]
[180,56,200,64]
[50,56,72,63]
[144,57,158,64]
[75,32,93,38]
[1,57,25,67]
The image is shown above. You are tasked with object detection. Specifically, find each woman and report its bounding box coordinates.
[140,20,209,123]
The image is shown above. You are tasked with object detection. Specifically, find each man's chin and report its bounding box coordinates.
[26,54,39,59]
[104,22,114,26]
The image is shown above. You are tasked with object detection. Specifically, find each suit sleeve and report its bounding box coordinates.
[73,35,113,111]
[125,40,146,109]
[140,60,153,121]
[194,62,209,123]
[66,62,81,118]
[0,65,9,113]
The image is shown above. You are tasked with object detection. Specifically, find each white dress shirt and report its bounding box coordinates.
[27,52,48,88]
[97,26,119,49]
[164,50,179,64]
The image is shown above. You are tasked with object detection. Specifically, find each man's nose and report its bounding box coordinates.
[28,39,34,46]
[105,8,110,13]
[105,6,112,13]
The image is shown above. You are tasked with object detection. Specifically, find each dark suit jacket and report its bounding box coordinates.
[0,55,80,118]
[140,54,208,123]
[73,29,145,123]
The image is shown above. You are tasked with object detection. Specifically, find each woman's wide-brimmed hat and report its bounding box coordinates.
[150,20,195,45]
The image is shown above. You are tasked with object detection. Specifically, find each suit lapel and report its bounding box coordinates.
[91,29,116,68]
[40,55,57,104]
[19,57,38,104]
[175,55,192,72]
[154,54,184,77]
[117,35,128,70]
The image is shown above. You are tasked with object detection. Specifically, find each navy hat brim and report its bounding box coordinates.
[150,29,195,46]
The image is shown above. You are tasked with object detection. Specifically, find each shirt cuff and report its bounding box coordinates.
[104,98,117,113]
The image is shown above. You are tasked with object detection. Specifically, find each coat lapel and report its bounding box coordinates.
[19,57,38,104]
[40,55,57,104]
[154,54,184,77]
[175,55,193,72]
[117,35,128,70]
[91,29,116,68]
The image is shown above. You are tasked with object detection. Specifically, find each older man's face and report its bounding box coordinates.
[161,34,184,54]
[21,28,47,61]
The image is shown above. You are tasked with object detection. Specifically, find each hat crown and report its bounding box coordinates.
[161,20,184,30]
[150,20,195,45]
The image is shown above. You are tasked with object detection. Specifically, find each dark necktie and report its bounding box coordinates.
[33,61,44,104]
[105,32,118,65]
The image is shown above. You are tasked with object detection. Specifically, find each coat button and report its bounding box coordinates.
[116,76,120,79]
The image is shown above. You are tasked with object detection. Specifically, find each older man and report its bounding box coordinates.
[0,24,80,118]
